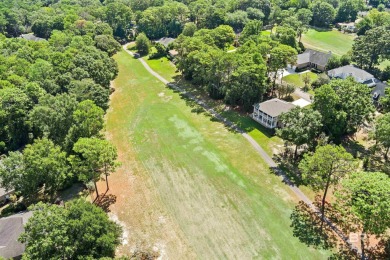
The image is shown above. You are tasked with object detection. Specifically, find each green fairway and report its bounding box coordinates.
[105,50,330,258]
[301,29,356,56]
[145,57,179,82]
[282,72,319,88]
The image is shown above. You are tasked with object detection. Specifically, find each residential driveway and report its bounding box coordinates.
[372,81,388,99]
[294,88,313,102]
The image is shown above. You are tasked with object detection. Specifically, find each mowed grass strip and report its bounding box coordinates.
[145,56,179,82]
[107,50,330,259]
[282,72,319,88]
[301,29,356,56]
[145,54,284,157]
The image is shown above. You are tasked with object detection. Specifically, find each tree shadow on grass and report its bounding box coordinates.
[291,201,337,250]
[271,152,305,186]
[94,193,117,213]
[341,138,367,159]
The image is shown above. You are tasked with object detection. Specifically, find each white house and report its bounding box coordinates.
[328,65,375,83]
[252,98,296,129]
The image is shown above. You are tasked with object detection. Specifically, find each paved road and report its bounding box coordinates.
[121,44,357,253]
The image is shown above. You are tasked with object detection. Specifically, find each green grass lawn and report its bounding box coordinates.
[378,59,390,70]
[261,30,271,36]
[145,56,179,82]
[220,110,283,156]
[227,45,236,51]
[282,72,319,88]
[106,50,330,258]
[301,29,356,56]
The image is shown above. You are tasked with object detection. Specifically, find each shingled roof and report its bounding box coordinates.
[19,34,45,42]
[255,98,296,117]
[0,212,32,259]
[155,37,175,47]
[297,49,332,67]
[328,65,374,81]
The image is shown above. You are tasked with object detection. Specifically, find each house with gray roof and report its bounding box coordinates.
[0,211,32,259]
[19,34,45,42]
[155,37,175,47]
[252,98,296,129]
[328,65,375,83]
[295,49,332,72]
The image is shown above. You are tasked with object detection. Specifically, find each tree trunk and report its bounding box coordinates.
[320,175,331,231]
[105,174,109,192]
[294,145,298,160]
[384,147,389,162]
[361,229,365,260]
[94,181,99,200]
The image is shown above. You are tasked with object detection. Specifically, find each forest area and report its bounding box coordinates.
[0,0,390,259]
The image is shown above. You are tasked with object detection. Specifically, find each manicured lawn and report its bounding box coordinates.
[301,29,356,56]
[282,72,319,88]
[145,57,179,82]
[261,30,271,36]
[103,50,330,259]
[220,110,283,156]
[227,45,236,51]
[378,59,390,70]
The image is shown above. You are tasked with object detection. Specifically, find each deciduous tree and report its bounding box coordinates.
[0,138,70,201]
[135,33,151,55]
[371,113,390,161]
[276,107,323,159]
[20,200,122,259]
[299,145,356,228]
[311,1,336,28]
[335,172,390,259]
[70,138,119,197]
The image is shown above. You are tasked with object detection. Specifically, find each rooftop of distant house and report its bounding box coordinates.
[19,34,45,42]
[255,98,296,117]
[0,211,32,259]
[155,37,175,47]
[297,49,332,67]
[328,65,374,80]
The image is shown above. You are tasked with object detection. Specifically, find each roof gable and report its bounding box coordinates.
[0,212,32,259]
[328,65,374,81]
[256,98,296,117]
[297,49,332,67]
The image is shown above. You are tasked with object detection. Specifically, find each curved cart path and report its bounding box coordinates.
[122,43,358,254]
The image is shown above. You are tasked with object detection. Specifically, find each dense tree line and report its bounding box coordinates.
[0,1,124,256]
[175,25,271,110]
[1,0,388,43]
[0,33,118,153]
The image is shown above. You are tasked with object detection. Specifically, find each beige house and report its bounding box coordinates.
[252,98,296,129]
[295,49,332,72]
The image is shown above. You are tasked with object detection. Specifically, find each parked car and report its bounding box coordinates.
[363,78,377,87]
[133,53,140,58]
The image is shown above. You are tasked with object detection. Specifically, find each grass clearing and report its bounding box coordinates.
[282,72,319,88]
[378,59,390,70]
[301,29,356,56]
[102,50,330,259]
[145,57,179,82]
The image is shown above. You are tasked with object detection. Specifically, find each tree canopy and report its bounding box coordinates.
[276,107,322,158]
[20,200,122,259]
